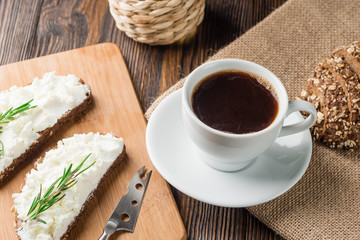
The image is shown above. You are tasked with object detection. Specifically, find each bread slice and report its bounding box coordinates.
[0,72,93,182]
[12,132,126,240]
[300,40,360,149]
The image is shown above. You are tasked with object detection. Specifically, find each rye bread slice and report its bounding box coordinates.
[0,80,93,183]
[13,134,126,240]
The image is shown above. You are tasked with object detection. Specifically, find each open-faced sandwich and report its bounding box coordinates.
[12,132,126,240]
[0,72,92,182]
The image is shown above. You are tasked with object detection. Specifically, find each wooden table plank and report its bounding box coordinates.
[0,0,43,64]
[0,0,287,239]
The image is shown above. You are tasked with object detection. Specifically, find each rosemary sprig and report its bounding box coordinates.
[27,153,95,224]
[0,99,37,156]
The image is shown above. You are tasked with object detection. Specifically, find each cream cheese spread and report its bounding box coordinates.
[13,132,124,240]
[0,72,90,174]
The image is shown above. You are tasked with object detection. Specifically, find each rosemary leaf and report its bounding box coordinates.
[0,99,37,156]
[75,160,95,178]
[27,153,94,224]
[0,141,4,157]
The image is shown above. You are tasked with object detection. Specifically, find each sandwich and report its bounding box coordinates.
[0,72,92,181]
[13,132,126,240]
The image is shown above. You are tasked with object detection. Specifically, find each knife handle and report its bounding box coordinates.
[98,232,110,240]
[99,220,117,240]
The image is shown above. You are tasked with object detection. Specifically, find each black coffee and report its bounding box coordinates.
[191,70,278,134]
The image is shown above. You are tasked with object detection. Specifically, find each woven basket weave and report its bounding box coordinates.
[108,0,205,45]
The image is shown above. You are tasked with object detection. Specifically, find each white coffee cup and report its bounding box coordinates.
[182,59,316,172]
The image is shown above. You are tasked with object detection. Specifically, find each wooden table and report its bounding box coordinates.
[0,0,286,239]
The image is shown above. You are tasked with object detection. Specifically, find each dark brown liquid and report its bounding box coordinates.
[191,71,278,134]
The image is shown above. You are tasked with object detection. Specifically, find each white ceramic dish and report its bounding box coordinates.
[146,89,312,207]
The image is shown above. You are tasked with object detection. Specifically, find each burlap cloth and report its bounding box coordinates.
[145,0,360,239]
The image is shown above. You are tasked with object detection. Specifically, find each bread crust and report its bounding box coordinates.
[13,142,126,240]
[0,83,93,183]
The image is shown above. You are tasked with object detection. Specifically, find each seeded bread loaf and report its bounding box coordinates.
[12,133,126,240]
[0,72,93,182]
[300,41,360,150]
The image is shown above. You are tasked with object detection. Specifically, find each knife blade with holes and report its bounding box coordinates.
[98,166,152,240]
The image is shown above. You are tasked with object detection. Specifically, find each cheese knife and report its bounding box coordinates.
[98,166,152,240]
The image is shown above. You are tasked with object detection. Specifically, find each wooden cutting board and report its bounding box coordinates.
[0,43,186,240]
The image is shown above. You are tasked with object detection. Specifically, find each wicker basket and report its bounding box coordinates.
[108,0,205,45]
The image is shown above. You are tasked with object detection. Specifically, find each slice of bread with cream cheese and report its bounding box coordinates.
[13,132,126,240]
[0,72,92,182]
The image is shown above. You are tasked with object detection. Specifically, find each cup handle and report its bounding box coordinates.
[278,100,317,137]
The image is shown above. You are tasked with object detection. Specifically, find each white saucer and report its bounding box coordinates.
[146,89,312,208]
